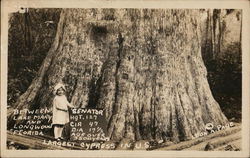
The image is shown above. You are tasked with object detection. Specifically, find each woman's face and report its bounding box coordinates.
[56,87,65,96]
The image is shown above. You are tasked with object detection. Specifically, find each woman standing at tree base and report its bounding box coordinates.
[52,83,73,141]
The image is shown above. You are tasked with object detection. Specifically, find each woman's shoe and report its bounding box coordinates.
[59,137,64,141]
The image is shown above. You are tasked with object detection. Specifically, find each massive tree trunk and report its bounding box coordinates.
[8,9,228,143]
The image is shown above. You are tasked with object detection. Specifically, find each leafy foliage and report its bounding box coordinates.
[203,42,242,122]
[8,9,61,105]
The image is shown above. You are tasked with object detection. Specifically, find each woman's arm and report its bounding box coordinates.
[67,102,74,108]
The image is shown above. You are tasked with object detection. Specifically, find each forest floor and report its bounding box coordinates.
[6,123,241,151]
[154,123,241,151]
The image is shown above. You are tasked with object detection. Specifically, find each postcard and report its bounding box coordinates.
[1,0,249,157]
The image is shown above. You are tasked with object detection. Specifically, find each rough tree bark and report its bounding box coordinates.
[8,9,228,143]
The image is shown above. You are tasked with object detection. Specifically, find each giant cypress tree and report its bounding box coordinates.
[8,9,228,143]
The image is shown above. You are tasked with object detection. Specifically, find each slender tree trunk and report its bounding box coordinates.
[8,9,228,143]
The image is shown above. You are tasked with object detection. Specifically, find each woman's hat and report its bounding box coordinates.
[53,83,66,95]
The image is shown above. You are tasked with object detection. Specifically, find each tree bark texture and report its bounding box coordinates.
[9,9,228,142]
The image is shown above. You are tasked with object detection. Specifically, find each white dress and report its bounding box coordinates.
[52,95,72,125]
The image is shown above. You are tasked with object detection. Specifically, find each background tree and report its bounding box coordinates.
[8,9,230,143]
[8,8,61,104]
[201,9,242,122]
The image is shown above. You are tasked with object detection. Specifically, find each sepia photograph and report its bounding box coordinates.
[1,0,250,157]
